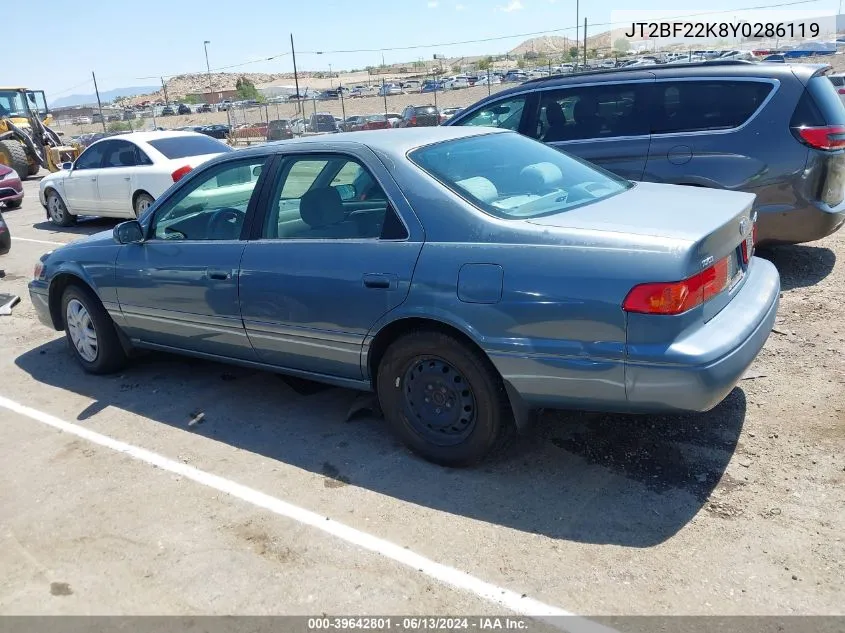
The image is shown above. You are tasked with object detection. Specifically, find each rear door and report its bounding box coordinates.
[525,81,654,181]
[239,148,424,380]
[96,139,142,217]
[645,79,776,185]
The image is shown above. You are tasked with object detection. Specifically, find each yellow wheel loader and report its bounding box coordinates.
[0,87,80,180]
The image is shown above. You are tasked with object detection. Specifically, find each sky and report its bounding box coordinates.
[11,0,844,99]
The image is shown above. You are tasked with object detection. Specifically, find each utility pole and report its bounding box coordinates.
[160,77,169,106]
[382,77,388,114]
[329,63,333,88]
[92,71,106,133]
[291,34,301,116]
[575,0,579,53]
[583,18,588,67]
[203,40,214,105]
[339,83,346,123]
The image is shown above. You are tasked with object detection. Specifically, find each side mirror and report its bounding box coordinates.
[61,162,74,170]
[335,184,357,201]
[114,220,145,244]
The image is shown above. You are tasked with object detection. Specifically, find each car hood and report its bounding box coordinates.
[527,182,756,243]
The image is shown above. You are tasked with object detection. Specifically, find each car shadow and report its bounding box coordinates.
[757,244,836,291]
[16,340,746,547]
[32,217,119,237]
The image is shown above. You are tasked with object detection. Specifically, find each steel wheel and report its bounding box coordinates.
[66,299,98,362]
[134,193,154,217]
[47,192,72,225]
[402,357,477,446]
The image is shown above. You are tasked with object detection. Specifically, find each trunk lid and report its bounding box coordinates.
[528,182,757,320]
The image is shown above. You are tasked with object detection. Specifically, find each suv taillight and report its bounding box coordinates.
[410,116,417,125]
[622,256,731,315]
[794,125,845,150]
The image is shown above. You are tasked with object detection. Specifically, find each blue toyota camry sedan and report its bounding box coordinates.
[29,127,780,466]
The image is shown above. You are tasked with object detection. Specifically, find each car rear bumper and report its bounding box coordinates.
[756,204,845,245]
[624,257,780,412]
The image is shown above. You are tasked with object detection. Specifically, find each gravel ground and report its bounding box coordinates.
[0,177,843,618]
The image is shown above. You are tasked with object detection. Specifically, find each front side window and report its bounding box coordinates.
[73,143,106,170]
[652,80,773,134]
[263,155,402,240]
[532,84,650,142]
[409,131,632,220]
[456,96,527,131]
[151,158,266,241]
[101,140,139,168]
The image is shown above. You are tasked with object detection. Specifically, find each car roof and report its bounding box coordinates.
[486,60,829,99]
[115,131,206,142]
[248,126,504,159]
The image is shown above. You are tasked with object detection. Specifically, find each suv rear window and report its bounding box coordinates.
[792,75,845,127]
[652,81,773,134]
[414,106,438,114]
[147,135,232,159]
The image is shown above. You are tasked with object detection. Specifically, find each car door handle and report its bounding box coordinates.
[207,268,231,281]
[363,273,398,289]
[90,177,98,181]
[123,177,131,181]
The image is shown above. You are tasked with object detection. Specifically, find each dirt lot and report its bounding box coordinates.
[0,176,843,620]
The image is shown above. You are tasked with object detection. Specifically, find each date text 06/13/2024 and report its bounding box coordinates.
[623,21,820,39]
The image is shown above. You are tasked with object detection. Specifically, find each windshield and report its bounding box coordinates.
[0,90,27,117]
[408,131,632,219]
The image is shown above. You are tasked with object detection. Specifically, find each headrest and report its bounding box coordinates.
[520,162,563,188]
[118,149,135,166]
[299,187,344,228]
[545,101,566,125]
[455,176,498,203]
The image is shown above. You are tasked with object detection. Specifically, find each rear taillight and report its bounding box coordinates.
[623,256,730,315]
[410,116,417,125]
[794,125,845,150]
[171,165,192,182]
[838,88,845,94]
[741,220,757,264]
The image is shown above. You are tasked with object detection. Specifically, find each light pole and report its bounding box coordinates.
[329,63,333,88]
[203,40,214,105]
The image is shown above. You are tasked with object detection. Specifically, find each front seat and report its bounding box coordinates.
[118,149,136,166]
[295,187,358,239]
[572,97,603,139]
[542,101,569,142]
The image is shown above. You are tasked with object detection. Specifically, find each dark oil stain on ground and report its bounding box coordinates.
[50,582,72,596]
[321,461,351,489]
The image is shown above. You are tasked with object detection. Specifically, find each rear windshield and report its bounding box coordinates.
[147,135,232,159]
[409,132,632,220]
[793,75,845,127]
[414,106,438,114]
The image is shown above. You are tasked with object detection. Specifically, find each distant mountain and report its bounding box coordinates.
[510,32,611,56]
[51,85,159,108]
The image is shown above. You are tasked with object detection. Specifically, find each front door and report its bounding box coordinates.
[63,141,107,214]
[528,82,654,181]
[239,150,424,379]
[115,156,269,360]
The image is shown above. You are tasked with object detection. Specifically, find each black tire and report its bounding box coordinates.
[2,199,22,210]
[133,192,155,218]
[376,330,513,467]
[0,140,30,180]
[61,284,127,374]
[46,190,76,227]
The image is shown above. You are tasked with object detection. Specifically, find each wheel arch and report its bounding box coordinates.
[47,271,92,330]
[132,189,154,210]
[365,315,533,431]
[43,185,69,218]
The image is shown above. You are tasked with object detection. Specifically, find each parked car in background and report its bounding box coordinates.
[0,209,9,256]
[218,100,233,111]
[446,60,845,244]
[177,104,192,115]
[28,127,779,466]
[402,80,422,92]
[378,83,403,97]
[395,105,440,127]
[503,70,529,82]
[161,105,175,116]
[309,113,339,133]
[385,112,402,127]
[360,114,392,130]
[75,116,92,125]
[200,124,231,140]
[444,77,470,90]
[267,119,294,140]
[339,116,367,132]
[440,107,462,123]
[421,80,443,93]
[39,131,232,225]
[122,110,136,120]
[0,164,24,209]
[198,103,213,113]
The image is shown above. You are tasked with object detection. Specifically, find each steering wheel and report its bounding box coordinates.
[206,207,245,240]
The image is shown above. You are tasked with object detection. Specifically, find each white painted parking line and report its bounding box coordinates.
[11,237,66,246]
[0,394,615,633]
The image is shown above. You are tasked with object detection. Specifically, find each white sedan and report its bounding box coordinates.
[39,131,231,226]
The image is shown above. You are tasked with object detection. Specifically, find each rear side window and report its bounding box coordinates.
[147,135,232,159]
[793,76,845,127]
[652,81,773,134]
